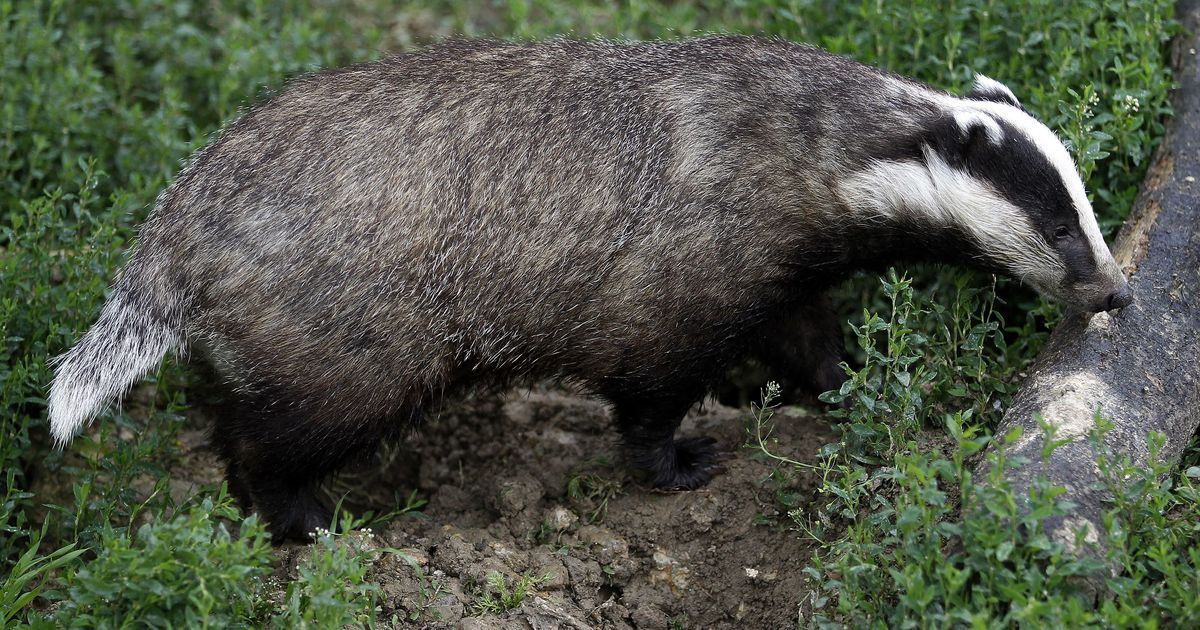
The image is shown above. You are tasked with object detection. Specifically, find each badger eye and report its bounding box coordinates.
[1053,225,1072,241]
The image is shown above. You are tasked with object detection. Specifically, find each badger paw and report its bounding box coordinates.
[256,487,334,544]
[634,436,731,491]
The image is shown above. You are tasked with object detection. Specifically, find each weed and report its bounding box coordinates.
[273,511,390,629]
[789,414,1200,627]
[752,282,1200,625]
[567,466,624,524]
[817,270,1010,464]
[471,571,549,616]
[397,553,452,624]
[0,521,85,626]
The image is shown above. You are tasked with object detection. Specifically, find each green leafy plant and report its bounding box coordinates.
[49,491,273,629]
[471,571,549,616]
[567,465,624,524]
[817,270,1011,463]
[820,270,937,460]
[750,277,1200,626]
[0,521,86,626]
[788,415,1200,627]
[273,511,390,629]
[399,553,453,624]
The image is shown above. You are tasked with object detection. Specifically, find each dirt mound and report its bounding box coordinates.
[288,388,837,628]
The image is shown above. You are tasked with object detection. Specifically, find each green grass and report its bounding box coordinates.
[0,0,1186,626]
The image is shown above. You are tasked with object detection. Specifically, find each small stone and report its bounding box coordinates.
[650,548,690,591]
[430,591,466,624]
[491,474,545,516]
[529,549,569,590]
[630,604,671,630]
[489,541,518,562]
[687,496,720,529]
[563,556,603,593]
[434,533,479,576]
[461,558,510,586]
[577,525,629,564]
[545,505,579,531]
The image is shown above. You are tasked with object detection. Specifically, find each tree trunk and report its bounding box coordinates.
[979,0,1200,555]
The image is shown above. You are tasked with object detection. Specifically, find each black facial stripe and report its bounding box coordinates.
[924,114,1098,284]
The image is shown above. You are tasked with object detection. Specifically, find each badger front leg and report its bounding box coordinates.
[609,392,726,490]
[762,291,847,398]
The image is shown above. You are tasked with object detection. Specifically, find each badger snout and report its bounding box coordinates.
[1100,283,1134,312]
[1080,280,1133,313]
[1057,275,1133,314]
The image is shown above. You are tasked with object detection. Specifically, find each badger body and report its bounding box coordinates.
[49,37,1131,541]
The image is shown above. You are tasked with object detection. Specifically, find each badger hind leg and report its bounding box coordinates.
[610,391,728,490]
[211,396,408,543]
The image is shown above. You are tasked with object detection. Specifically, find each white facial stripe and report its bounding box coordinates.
[837,152,1066,292]
[938,94,1118,278]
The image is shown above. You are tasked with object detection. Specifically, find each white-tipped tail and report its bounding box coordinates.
[47,291,179,447]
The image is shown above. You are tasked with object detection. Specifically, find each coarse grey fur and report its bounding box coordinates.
[48,36,1130,541]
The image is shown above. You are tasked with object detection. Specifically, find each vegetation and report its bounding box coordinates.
[752,275,1200,626]
[1,0,1186,626]
[567,463,625,524]
[47,492,274,629]
[275,517,389,629]
[470,571,549,616]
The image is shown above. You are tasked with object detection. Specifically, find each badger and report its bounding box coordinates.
[48,37,1132,542]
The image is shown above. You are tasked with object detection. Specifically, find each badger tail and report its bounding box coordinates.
[47,285,182,447]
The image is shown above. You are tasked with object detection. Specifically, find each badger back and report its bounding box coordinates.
[135,39,819,410]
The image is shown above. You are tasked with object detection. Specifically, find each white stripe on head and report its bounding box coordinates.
[837,150,1066,294]
[938,94,1118,280]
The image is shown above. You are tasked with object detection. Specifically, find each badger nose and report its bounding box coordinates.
[1105,285,1134,311]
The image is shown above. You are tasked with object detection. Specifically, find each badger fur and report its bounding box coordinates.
[48,37,1132,541]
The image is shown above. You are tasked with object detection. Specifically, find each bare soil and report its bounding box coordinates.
[235,386,836,628]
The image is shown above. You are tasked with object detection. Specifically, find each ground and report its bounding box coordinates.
[172,386,837,628]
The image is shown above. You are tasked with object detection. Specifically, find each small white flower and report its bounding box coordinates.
[1121,95,1140,113]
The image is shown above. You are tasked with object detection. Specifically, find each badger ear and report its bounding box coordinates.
[967,74,1021,108]
[922,113,1001,167]
[926,111,1003,154]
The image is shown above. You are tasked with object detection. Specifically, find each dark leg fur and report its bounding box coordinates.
[608,390,726,490]
[210,396,408,543]
[760,291,847,399]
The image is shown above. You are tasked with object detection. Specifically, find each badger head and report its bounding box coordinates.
[844,75,1132,314]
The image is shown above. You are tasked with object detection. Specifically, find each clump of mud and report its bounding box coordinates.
[292,387,838,629]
